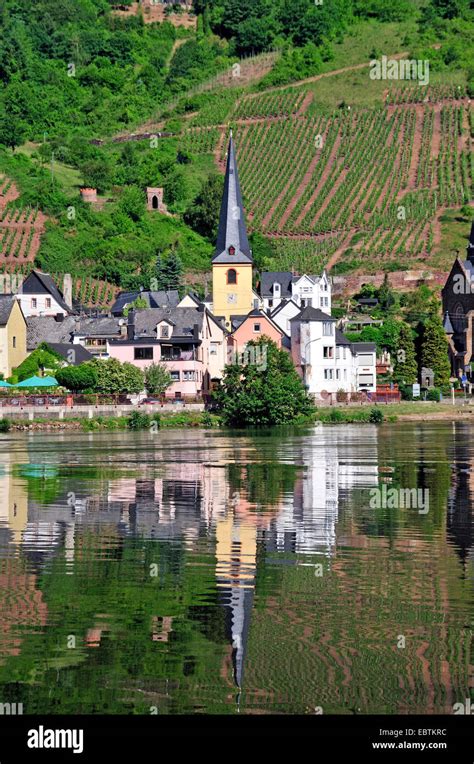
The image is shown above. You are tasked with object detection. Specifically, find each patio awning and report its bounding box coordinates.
[0,380,12,388]
[16,375,59,388]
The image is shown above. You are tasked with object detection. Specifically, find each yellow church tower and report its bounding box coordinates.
[212,131,253,328]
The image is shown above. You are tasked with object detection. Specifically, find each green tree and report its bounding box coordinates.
[56,363,98,392]
[183,173,224,240]
[88,358,144,394]
[144,362,173,397]
[13,343,62,382]
[119,185,144,222]
[159,250,183,291]
[214,337,314,426]
[420,315,451,386]
[393,322,417,385]
[80,158,112,194]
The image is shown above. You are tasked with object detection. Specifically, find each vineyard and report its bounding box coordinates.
[0,176,47,265]
[178,86,473,275]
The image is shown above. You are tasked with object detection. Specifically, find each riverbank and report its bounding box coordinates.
[0,401,473,432]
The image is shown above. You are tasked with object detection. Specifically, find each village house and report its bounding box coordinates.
[259,271,331,313]
[0,295,28,378]
[17,270,74,318]
[290,306,376,399]
[229,309,286,356]
[107,306,226,400]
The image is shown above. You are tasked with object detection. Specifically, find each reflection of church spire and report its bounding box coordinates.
[215,510,257,693]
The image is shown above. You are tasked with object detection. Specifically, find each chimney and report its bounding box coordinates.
[63,273,73,311]
[127,309,136,341]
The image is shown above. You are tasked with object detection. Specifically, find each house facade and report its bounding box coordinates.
[229,309,285,355]
[260,271,331,314]
[0,296,28,378]
[107,306,226,399]
[290,306,376,398]
[17,271,74,318]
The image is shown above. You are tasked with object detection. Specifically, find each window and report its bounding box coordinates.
[301,298,312,308]
[343,347,346,360]
[253,323,261,333]
[183,371,195,381]
[324,369,334,380]
[45,298,51,309]
[323,346,334,359]
[31,298,37,309]
[227,269,237,285]
[160,325,170,338]
[336,369,340,380]
[12,336,16,349]
[343,369,347,380]
[336,347,340,360]
[268,299,273,308]
[228,245,235,256]
[170,371,180,381]
[323,322,333,336]
[210,343,218,355]
[134,347,153,360]
[320,298,324,307]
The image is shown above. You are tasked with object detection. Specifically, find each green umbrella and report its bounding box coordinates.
[16,375,58,388]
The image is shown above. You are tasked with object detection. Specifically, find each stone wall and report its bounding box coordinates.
[332,269,448,297]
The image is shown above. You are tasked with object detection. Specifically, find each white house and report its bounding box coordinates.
[260,271,331,314]
[290,306,376,398]
[269,299,301,337]
[17,271,74,318]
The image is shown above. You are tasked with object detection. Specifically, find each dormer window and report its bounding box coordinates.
[160,324,170,338]
[228,245,235,256]
[273,282,281,297]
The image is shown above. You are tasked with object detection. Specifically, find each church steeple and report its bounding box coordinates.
[213,131,252,264]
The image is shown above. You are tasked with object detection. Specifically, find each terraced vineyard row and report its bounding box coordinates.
[232,90,307,120]
[222,99,473,272]
[0,176,47,264]
[386,83,468,105]
[70,276,120,308]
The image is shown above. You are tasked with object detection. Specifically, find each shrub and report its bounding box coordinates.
[328,408,344,422]
[0,419,10,432]
[127,411,151,430]
[368,407,384,423]
[426,387,441,401]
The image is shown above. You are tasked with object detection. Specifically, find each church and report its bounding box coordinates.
[442,222,474,379]
[211,132,255,328]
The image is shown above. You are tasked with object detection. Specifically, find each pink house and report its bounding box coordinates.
[230,309,285,354]
[107,306,226,400]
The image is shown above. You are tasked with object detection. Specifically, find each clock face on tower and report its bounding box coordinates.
[227,293,237,304]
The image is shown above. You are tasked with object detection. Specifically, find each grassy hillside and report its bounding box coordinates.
[0,0,472,294]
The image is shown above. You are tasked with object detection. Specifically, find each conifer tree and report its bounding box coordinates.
[420,315,451,386]
[393,322,417,385]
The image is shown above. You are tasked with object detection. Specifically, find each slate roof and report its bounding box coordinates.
[46,343,94,365]
[291,306,335,322]
[73,317,122,337]
[0,295,16,326]
[111,289,180,315]
[27,316,76,350]
[351,342,376,353]
[260,272,293,298]
[335,328,352,346]
[21,270,73,314]
[269,299,301,318]
[213,132,252,265]
[27,315,122,350]
[130,307,205,340]
[443,311,454,334]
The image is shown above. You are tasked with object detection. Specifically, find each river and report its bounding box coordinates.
[0,422,472,715]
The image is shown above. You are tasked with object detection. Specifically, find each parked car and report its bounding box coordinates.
[141,398,162,405]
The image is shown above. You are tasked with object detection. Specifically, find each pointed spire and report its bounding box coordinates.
[443,311,454,335]
[213,133,252,264]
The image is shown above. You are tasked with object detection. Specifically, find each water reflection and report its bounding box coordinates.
[0,423,472,714]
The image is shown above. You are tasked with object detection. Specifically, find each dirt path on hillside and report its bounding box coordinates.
[243,53,410,99]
